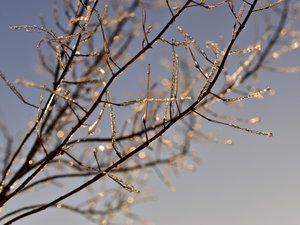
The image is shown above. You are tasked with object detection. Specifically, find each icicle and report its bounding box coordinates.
[88,103,106,135]
[107,173,140,193]
[222,87,273,102]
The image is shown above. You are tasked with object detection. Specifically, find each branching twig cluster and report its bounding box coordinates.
[0,0,299,224]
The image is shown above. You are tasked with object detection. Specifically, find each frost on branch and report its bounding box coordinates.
[0,1,298,224]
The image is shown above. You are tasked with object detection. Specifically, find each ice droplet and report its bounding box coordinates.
[138,151,146,159]
[98,145,105,152]
[272,52,280,59]
[56,130,65,138]
[99,191,105,197]
[225,139,233,145]
[98,68,105,74]
[127,196,135,204]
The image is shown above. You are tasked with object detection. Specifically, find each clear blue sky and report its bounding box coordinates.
[1,1,300,225]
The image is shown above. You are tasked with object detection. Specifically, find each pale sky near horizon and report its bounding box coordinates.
[1,1,300,225]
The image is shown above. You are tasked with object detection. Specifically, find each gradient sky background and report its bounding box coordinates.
[1,1,300,225]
